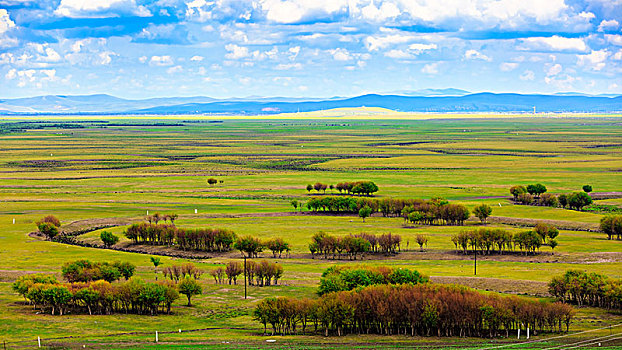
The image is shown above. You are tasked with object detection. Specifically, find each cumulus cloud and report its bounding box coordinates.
[464,49,491,61]
[167,65,183,74]
[520,36,588,52]
[547,63,562,76]
[224,44,249,59]
[421,62,439,74]
[328,48,352,61]
[500,62,518,71]
[605,35,622,46]
[55,0,151,18]
[150,55,174,66]
[190,55,204,61]
[364,33,418,51]
[259,0,348,24]
[359,1,400,21]
[519,70,535,81]
[0,9,15,34]
[598,19,619,32]
[577,50,609,71]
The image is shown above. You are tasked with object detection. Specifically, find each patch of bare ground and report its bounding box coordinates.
[0,269,51,282]
[430,276,550,297]
[489,216,600,232]
[591,192,622,200]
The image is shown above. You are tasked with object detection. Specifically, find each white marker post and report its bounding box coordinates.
[13,218,15,224]
[38,336,41,348]
[147,210,149,216]
[527,327,530,339]
[195,209,198,214]
[155,331,158,343]
[517,328,520,339]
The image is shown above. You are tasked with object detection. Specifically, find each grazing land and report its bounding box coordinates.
[1,114,622,349]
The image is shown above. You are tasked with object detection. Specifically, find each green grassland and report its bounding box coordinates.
[1,115,622,349]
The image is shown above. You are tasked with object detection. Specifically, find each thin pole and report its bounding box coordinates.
[243,256,247,299]
[474,239,477,276]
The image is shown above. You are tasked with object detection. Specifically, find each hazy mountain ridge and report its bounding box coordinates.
[1,92,621,115]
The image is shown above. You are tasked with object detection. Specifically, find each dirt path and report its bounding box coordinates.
[488,216,600,232]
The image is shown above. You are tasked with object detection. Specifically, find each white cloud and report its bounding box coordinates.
[190,55,204,62]
[605,34,622,46]
[547,63,562,76]
[613,50,622,61]
[259,0,348,24]
[55,0,151,18]
[519,70,535,81]
[385,49,412,59]
[577,50,609,71]
[421,62,439,74]
[224,44,249,59]
[0,9,16,34]
[409,43,437,52]
[500,62,518,71]
[598,19,619,32]
[5,68,16,79]
[545,74,577,89]
[360,1,400,21]
[328,48,352,61]
[139,56,147,63]
[464,49,491,61]
[520,36,587,52]
[364,33,418,51]
[186,0,213,22]
[97,51,115,65]
[150,55,174,66]
[167,65,183,74]
[275,63,302,70]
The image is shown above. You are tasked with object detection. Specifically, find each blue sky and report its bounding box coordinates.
[0,0,621,99]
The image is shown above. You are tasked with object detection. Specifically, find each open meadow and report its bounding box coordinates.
[1,115,622,349]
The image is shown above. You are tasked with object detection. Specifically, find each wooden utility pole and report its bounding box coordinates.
[243,256,247,299]
[474,239,477,276]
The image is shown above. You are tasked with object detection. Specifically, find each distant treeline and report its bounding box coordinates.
[306,197,470,226]
[254,283,574,337]
[306,181,379,196]
[549,270,622,310]
[451,223,559,255]
[309,232,401,259]
[210,260,283,287]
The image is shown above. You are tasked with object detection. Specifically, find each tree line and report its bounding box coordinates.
[124,222,290,258]
[210,260,284,287]
[451,223,559,255]
[305,196,470,226]
[318,266,429,295]
[510,185,593,211]
[309,231,402,260]
[253,283,574,337]
[549,270,622,310]
[306,181,379,196]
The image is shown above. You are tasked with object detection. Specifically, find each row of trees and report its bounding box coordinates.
[13,275,180,316]
[253,283,574,337]
[451,223,559,255]
[549,270,622,310]
[305,196,471,226]
[600,215,622,240]
[510,185,593,211]
[210,260,284,287]
[62,259,136,282]
[306,181,379,196]
[318,266,429,295]
[124,223,291,258]
[309,231,402,260]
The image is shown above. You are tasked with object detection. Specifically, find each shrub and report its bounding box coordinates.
[100,231,119,247]
[178,276,202,306]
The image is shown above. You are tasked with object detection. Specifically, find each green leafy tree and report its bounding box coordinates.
[582,185,593,193]
[509,185,527,200]
[558,194,568,208]
[234,236,264,258]
[359,205,372,222]
[306,184,313,193]
[207,178,218,186]
[526,184,547,198]
[290,199,299,212]
[178,275,202,306]
[150,256,162,280]
[37,222,59,239]
[473,204,492,224]
[100,231,119,248]
[568,192,593,211]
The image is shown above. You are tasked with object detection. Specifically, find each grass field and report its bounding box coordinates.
[1,115,622,349]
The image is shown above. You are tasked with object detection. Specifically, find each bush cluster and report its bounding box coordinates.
[36,215,62,239]
[62,259,135,282]
[451,223,559,255]
[13,274,179,316]
[309,231,402,260]
[254,283,574,337]
[234,236,290,258]
[549,270,622,310]
[318,266,428,295]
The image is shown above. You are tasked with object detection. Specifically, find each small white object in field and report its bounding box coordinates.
[147,210,149,216]
[499,203,502,207]
[50,153,53,156]
[13,218,15,224]
[266,339,276,343]
[195,209,198,214]
[179,329,182,333]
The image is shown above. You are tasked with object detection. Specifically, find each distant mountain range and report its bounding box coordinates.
[1,90,621,115]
